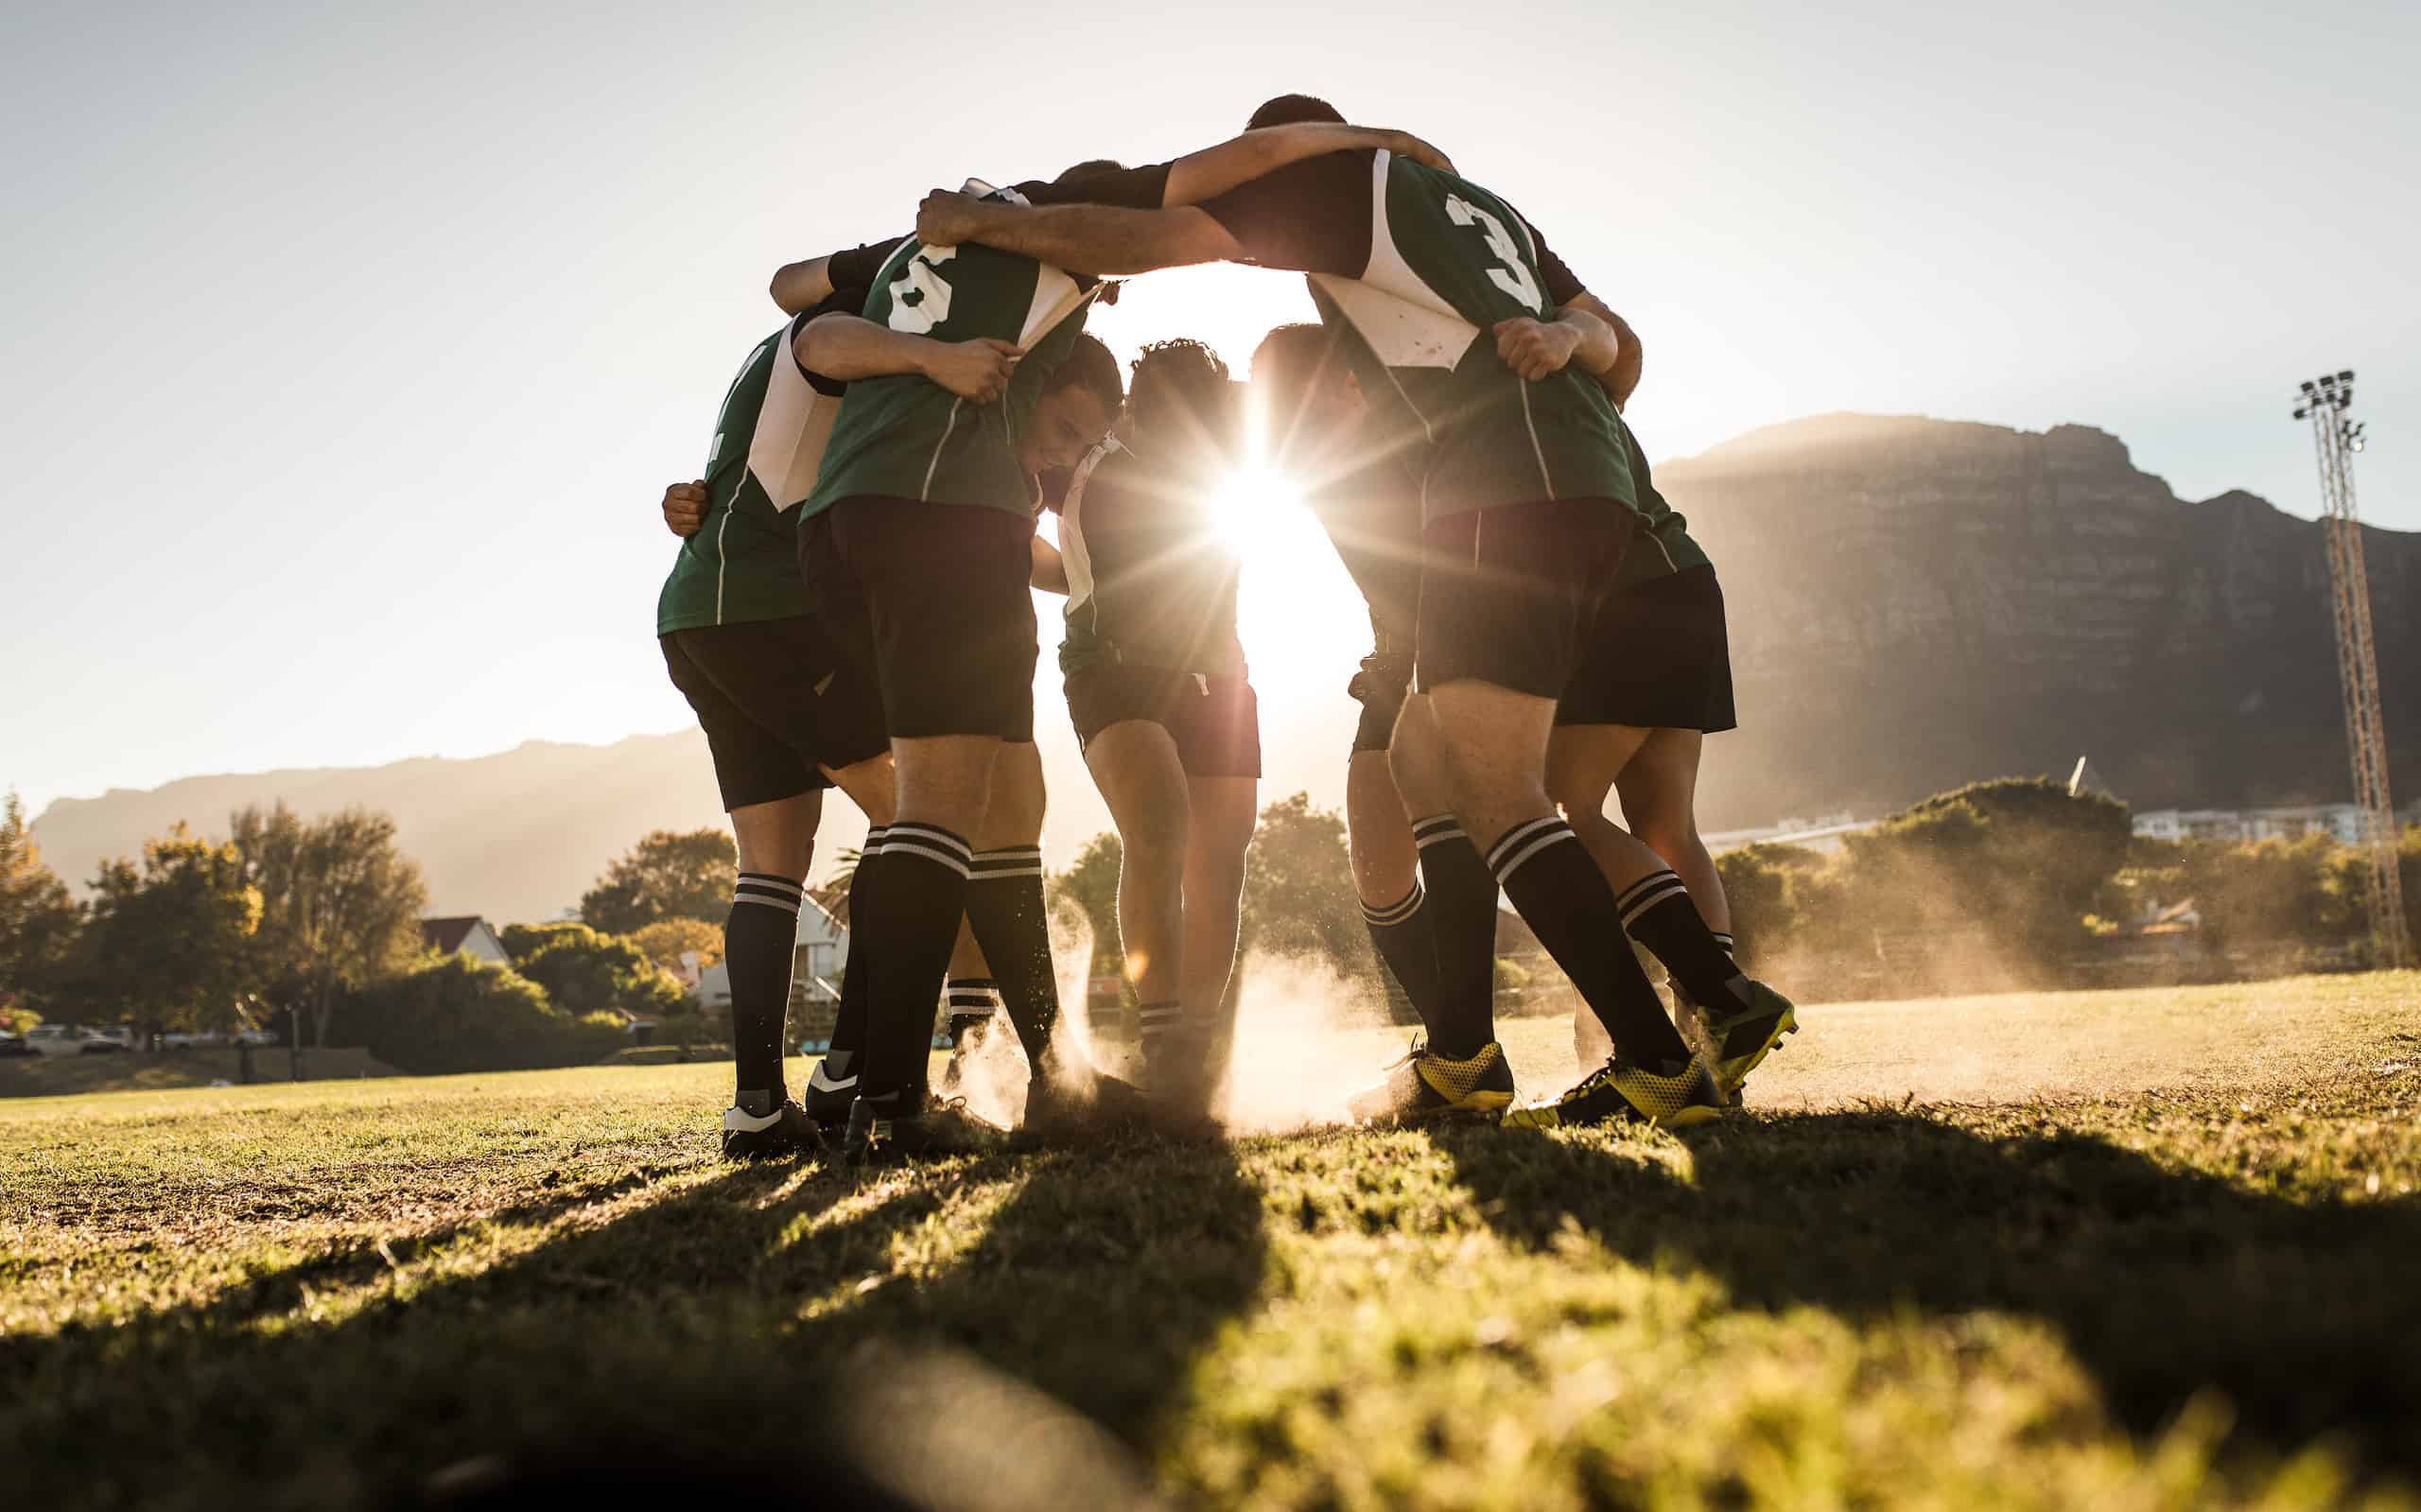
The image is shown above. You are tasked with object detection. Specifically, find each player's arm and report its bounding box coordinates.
[796,314,1022,403]
[1030,531,1069,595]
[1160,122,1451,204]
[768,255,831,317]
[661,479,708,538]
[919,195,1243,276]
[1567,293,1644,407]
[769,236,907,317]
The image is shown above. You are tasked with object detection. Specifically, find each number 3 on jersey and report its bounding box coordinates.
[886,246,958,334]
[1443,195,1542,314]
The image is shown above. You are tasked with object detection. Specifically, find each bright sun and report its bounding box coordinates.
[1210,461,1305,555]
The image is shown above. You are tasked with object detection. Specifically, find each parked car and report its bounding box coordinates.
[161,1030,220,1050]
[24,1024,91,1058]
[83,1027,135,1054]
[0,1033,33,1059]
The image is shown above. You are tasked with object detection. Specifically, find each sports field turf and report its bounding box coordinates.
[4,973,2417,1510]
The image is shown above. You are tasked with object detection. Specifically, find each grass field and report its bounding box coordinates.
[5,973,2418,1510]
[0,1045,398,1100]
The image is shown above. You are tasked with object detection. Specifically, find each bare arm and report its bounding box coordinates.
[917,196,1244,276]
[1490,301,1643,407]
[1567,292,1643,407]
[1030,532,1068,595]
[769,255,832,317]
[1161,121,1452,205]
[797,314,1021,403]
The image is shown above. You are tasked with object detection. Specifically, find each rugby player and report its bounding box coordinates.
[793,121,1454,1159]
[653,265,1023,1159]
[917,96,1795,1128]
[1051,339,1258,1113]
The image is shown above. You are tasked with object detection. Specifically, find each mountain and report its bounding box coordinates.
[1663,414,2420,828]
[31,414,2415,919]
[28,736,741,925]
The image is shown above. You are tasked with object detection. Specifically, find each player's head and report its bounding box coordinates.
[1246,94,1346,130]
[1252,322,1359,458]
[1126,338,1240,469]
[1022,332,1123,477]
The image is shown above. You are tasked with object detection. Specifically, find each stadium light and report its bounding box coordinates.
[2292,369,2410,967]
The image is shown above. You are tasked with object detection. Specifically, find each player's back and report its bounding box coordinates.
[657,322,829,635]
[1307,151,1638,520]
[806,183,1099,520]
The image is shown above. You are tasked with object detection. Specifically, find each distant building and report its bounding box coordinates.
[2131,802,2396,845]
[419,915,509,965]
[691,892,850,1039]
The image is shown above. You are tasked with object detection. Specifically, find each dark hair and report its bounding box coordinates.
[1246,94,1345,130]
[1251,322,1348,456]
[1128,338,1239,461]
[1043,331,1124,412]
[1053,158,1126,184]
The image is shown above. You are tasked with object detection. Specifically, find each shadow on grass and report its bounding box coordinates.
[1435,1109,2421,1478]
[0,1137,1267,1510]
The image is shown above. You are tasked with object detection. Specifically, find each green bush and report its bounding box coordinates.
[506,923,687,1018]
[351,956,622,1075]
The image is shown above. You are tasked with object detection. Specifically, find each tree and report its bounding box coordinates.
[230,803,430,1051]
[1239,792,1375,983]
[0,791,80,1019]
[350,954,624,1075]
[74,825,263,1038]
[580,829,737,934]
[1047,832,1125,977]
[510,922,688,1018]
[630,917,723,975]
[1836,777,2133,980]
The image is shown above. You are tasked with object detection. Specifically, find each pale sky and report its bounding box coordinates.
[5,0,2416,838]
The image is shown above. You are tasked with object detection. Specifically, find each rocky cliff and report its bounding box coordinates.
[1663,414,2420,829]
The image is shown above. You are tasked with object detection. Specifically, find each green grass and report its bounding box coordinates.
[4,974,2418,1510]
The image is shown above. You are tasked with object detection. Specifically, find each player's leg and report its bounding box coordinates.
[965,739,1072,1084]
[1341,659,1443,1034]
[1612,726,1789,1093]
[1083,717,1193,1080]
[1411,499,1719,1129]
[1389,692,1503,1058]
[1168,672,1260,1112]
[806,495,1032,1159]
[660,626,832,1158]
[807,751,895,1127]
[1544,722,1651,1069]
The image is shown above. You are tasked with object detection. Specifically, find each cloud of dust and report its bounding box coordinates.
[1208,948,1404,1134]
[935,895,1107,1129]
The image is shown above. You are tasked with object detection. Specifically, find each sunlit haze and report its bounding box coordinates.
[5,1,2416,873]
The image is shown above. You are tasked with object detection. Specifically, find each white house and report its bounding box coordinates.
[690,890,849,1013]
[419,915,510,965]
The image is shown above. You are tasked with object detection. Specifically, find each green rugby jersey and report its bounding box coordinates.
[1055,439,1245,678]
[804,167,1169,522]
[655,309,833,634]
[1298,408,1424,650]
[1611,414,1713,589]
[1199,149,1637,523]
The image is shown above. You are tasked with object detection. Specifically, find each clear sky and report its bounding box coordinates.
[5,0,2416,829]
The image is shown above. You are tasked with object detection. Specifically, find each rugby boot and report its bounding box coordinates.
[802,1053,861,1133]
[1346,1039,1515,1125]
[1503,1052,1727,1130]
[720,1099,826,1160]
[1702,981,1797,1098]
[841,1092,1010,1166]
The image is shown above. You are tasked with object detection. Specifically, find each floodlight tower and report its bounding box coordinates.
[2293,369,2412,968]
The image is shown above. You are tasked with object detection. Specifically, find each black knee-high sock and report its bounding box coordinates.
[727,872,805,1111]
[1361,880,1440,1033]
[821,828,885,1086]
[962,846,1064,1073]
[945,976,1001,1043]
[1486,817,1689,1066]
[860,824,973,1108]
[1414,815,1502,1058]
[1616,870,1751,1015]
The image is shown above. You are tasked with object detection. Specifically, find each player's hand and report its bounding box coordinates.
[916,188,990,247]
[1380,129,1456,175]
[661,479,708,537]
[1493,318,1581,381]
[923,338,1022,403]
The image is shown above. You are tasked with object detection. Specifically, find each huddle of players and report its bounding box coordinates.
[656,96,1799,1163]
